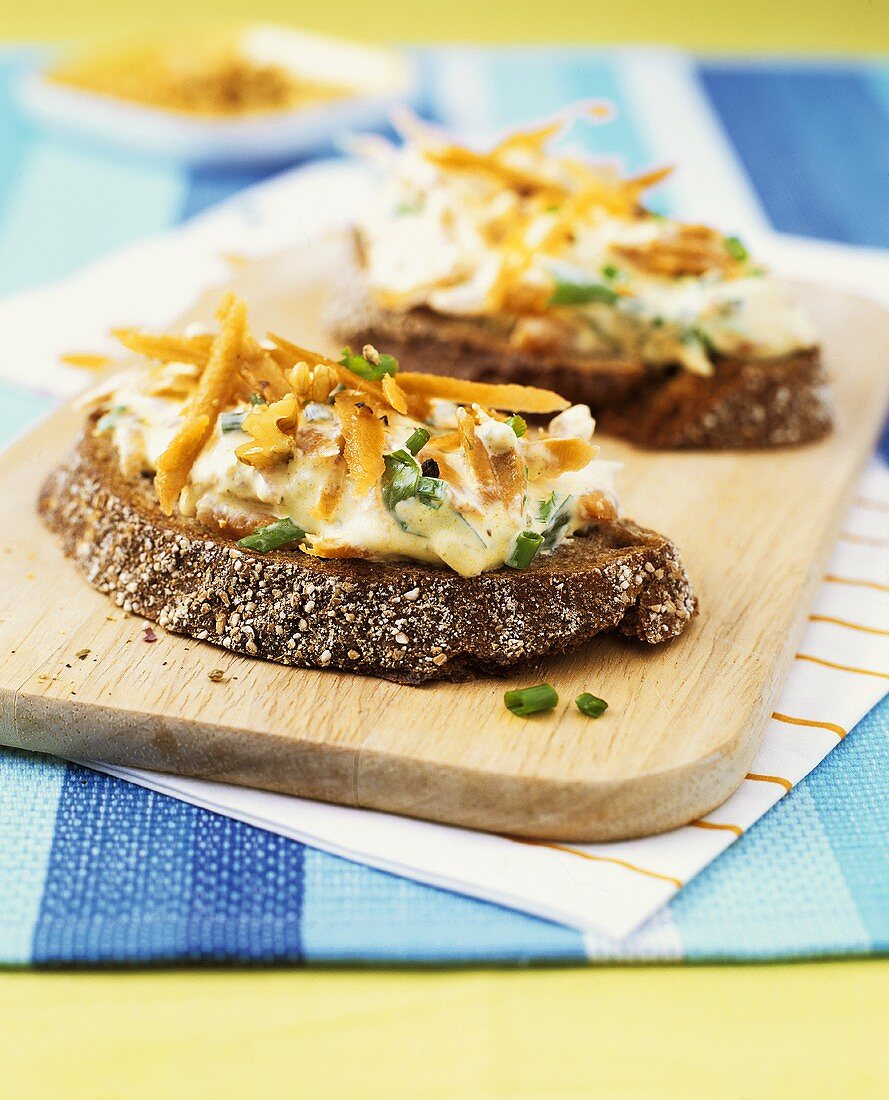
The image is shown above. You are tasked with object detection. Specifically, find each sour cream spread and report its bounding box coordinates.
[97,356,620,578]
[356,128,816,375]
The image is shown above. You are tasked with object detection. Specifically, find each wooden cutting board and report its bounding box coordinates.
[1,258,887,841]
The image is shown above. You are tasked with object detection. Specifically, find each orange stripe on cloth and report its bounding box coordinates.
[823,574,889,593]
[808,614,889,637]
[745,773,793,792]
[510,839,683,890]
[795,653,889,681]
[689,820,743,837]
[839,532,889,548]
[772,711,847,739]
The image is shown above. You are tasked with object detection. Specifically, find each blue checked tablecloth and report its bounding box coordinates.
[0,48,887,965]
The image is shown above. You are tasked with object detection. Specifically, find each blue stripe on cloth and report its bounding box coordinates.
[0,140,185,296]
[0,750,66,964]
[698,64,889,248]
[301,848,585,964]
[0,51,41,228]
[803,694,889,947]
[32,765,305,964]
[178,164,283,222]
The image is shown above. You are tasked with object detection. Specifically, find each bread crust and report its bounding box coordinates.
[38,426,698,684]
[331,277,833,450]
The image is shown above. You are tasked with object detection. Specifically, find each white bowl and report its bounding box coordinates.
[15,25,418,167]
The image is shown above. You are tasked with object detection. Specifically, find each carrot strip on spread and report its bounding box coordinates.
[334,392,385,495]
[397,372,569,414]
[113,329,214,366]
[154,297,247,514]
[456,409,499,505]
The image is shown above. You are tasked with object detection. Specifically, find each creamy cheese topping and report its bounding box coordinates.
[356,128,816,375]
[97,354,620,578]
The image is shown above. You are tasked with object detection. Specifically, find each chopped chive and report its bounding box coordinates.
[250,392,267,406]
[538,491,557,521]
[601,263,620,280]
[724,235,749,262]
[549,279,619,307]
[381,450,420,519]
[404,427,430,455]
[394,199,423,215]
[417,476,446,509]
[505,414,527,437]
[339,347,399,381]
[545,203,562,214]
[575,693,608,718]
[505,530,544,569]
[220,410,247,433]
[504,683,559,717]
[237,518,305,553]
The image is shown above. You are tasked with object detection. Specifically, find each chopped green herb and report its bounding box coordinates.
[685,326,717,355]
[237,518,305,554]
[417,476,446,509]
[381,450,420,520]
[601,263,620,281]
[545,203,562,214]
[504,683,559,717]
[506,530,544,569]
[505,414,527,438]
[220,410,247,433]
[394,199,423,215]
[404,427,430,455]
[549,279,619,307]
[538,491,557,522]
[575,693,608,718]
[339,347,399,382]
[250,392,267,406]
[724,235,749,262]
[651,315,665,329]
[541,499,573,550]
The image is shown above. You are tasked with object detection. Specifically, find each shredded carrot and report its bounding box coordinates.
[154,297,246,514]
[334,392,385,495]
[313,455,347,522]
[60,352,113,371]
[397,372,568,413]
[456,409,499,505]
[114,329,213,366]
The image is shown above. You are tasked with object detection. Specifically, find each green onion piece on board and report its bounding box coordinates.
[505,530,544,569]
[250,392,267,406]
[417,476,446,509]
[549,279,619,307]
[237,518,305,553]
[338,347,399,381]
[575,693,608,718]
[505,414,527,437]
[724,236,749,261]
[404,427,430,455]
[504,683,559,717]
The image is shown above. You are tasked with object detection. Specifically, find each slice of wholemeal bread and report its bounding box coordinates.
[331,277,833,451]
[39,426,698,684]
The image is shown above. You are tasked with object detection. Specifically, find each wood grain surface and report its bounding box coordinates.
[1,259,886,840]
